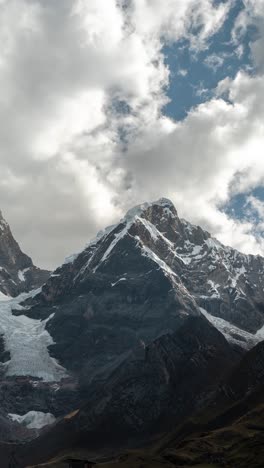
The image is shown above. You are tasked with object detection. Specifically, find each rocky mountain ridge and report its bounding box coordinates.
[0,210,50,296]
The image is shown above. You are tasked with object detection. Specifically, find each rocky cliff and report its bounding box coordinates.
[0,210,50,296]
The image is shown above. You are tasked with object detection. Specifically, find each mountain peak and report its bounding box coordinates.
[40,195,264,348]
[123,197,178,223]
[0,210,9,233]
[156,197,175,207]
[0,211,50,296]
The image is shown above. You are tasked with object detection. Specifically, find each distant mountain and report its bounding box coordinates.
[0,210,50,296]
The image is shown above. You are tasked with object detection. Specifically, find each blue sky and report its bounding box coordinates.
[163,0,263,227]
[225,187,264,230]
[164,1,254,121]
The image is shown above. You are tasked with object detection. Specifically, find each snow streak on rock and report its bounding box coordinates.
[200,308,261,350]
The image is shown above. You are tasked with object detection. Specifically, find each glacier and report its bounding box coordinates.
[0,291,67,382]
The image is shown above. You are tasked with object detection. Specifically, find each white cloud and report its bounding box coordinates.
[109,60,264,255]
[130,0,232,47]
[1,0,264,268]
[245,195,264,244]
[178,69,188,77]
[232,0,264,70]
[247,195,264,219]
[204,53,225,71]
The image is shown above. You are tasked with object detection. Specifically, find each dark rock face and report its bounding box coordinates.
[77,316,238,439]
[0,210,50,296]
[17,321,264,468]
[0,410,32,443]
[0,335,10,363]
[17,316,239,467]
[224,340,264,400]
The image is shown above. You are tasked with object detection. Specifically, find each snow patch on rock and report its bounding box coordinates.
[8,411,56,429]
[230,265,246,288]
[176,243,205,265]
[200,307,259,350]
[18,268,30,282]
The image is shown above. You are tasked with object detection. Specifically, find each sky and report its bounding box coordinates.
[0,0,264,269]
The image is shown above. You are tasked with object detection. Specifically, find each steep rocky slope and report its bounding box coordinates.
[24,341,264,468]
[0,210,49,296]
[17,315,238,467]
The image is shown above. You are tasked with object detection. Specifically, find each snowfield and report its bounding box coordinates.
[0,291,67,382]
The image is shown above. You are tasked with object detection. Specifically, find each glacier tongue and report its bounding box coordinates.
[0,292,67,382]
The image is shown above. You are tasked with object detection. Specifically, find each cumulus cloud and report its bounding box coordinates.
[115,73,264,254]
[0,0,263,268]
[204,53,226,71]
[127,0,232,45]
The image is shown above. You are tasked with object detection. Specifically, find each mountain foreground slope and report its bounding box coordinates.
[21,339,264,468]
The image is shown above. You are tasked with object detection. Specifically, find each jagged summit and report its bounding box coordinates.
[62,198,179,267]
[123,197,177,222]
[61,197,208,277]
[0,209,50,297]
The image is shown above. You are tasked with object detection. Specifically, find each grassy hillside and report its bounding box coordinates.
[28,402,264,468]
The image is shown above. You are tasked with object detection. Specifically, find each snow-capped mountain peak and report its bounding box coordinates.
[35,198,264,353]
[123,197,177,223]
